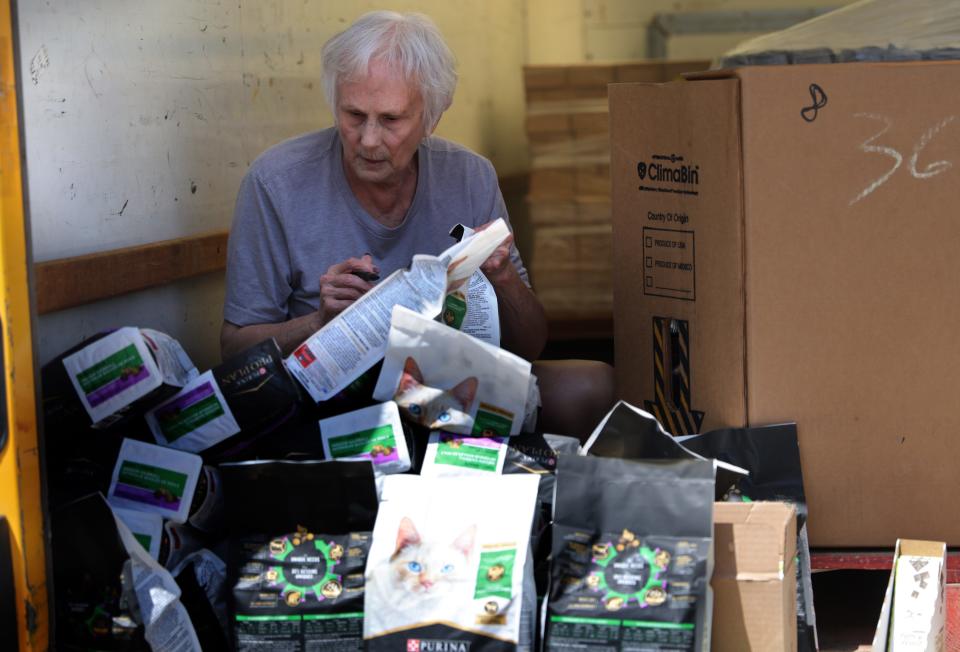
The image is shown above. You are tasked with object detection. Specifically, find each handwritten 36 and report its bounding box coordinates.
[850,113,956,205]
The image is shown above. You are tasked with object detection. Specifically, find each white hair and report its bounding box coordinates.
[321,11,457,131]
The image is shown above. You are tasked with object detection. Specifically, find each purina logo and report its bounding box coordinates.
[407,640,471,652]
[637,153,700,196]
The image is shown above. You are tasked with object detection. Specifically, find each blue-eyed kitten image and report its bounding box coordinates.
[365,516,476,636]
[393,356,478,430]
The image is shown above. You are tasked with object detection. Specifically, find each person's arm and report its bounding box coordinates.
[479,230,548,361]
[220,254,378,360]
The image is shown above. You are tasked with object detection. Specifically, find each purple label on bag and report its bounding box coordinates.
[155,382,215,418]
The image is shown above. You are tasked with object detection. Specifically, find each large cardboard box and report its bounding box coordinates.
[712,502,797,651]
[610,61,960,546]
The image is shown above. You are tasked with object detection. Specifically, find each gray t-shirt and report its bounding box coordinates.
[224,127,527,326]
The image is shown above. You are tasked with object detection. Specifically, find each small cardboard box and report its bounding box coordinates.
[872,539,946,652]
[611,61,960,545]
[712,502,797,652]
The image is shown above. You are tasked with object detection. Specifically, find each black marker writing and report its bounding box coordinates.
[801,84,827,123]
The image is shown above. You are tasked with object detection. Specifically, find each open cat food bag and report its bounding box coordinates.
[373,306,533,436]
[44,327,198,430]
[420,432,509,476]
[546,455,715,652]
[582,401,748,500]
[107,438,203,524]
[145,339,301,455]
[286,219,511,403]
[54,493,202,652]
[442,224,500,346]
[364,474,540,651]
[679,423,817,652]
[219,460,378,652]
[319,401,411,475]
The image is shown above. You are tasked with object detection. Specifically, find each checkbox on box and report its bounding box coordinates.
[645,237,653,247]
[645,276,653,287]
[645,256,653,268]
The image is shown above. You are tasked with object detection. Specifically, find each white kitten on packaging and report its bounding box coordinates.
[364,474,539,649]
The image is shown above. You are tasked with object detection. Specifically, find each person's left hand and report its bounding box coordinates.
[475,219,517,286]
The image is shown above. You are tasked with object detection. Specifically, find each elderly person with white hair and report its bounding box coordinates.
[221,11,613,438]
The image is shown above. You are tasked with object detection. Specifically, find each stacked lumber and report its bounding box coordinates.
[523,61,710,321]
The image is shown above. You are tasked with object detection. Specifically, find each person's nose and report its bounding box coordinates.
[360,119,381,150]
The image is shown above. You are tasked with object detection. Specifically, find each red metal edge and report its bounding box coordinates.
[811,550,960,584]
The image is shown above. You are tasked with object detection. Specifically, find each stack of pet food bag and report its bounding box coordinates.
[43,220,816,651]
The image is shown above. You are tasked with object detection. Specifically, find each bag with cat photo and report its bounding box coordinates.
[372,306,534,436]
[219,460,378,652]
[546,455,715,652]
[364,474,541,651]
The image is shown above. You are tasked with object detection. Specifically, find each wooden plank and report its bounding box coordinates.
[35,231,229,314]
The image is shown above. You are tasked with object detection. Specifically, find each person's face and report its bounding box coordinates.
[337,58,431,185]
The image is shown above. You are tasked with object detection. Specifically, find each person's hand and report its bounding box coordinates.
[475,220,516,286]
[318,254,379,325]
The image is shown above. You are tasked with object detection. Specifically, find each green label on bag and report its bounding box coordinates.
[76,344,145,393]
[474,548,515,600]
[157,394,225,442]
[441,292,468,329]
[116,461,188,508]
[472,406,513,437]
[329,425,396,458]
[435,439,501,472]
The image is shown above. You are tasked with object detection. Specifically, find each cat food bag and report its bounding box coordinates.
[581,401,748,499]
[220,460,378,652]
[49,327,198,429]
[679,423,818,652]
[443,224,500,346]
[112,506,164,560]
[285,220,511,404]
[546,455,715,652]
[319,401,411,475]
[145,370,242,452]
[364,474,540,650]
[147,339,301,455]
[107,438,203,524]
[502,433,582,600]
[53,493,202,652]
[420,432,509,476]
[373,306,533,436]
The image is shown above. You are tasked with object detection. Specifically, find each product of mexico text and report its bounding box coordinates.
[545,455,715,652]
[107,438,203,524]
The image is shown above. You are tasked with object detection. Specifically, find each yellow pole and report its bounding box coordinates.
[0,0,50,648]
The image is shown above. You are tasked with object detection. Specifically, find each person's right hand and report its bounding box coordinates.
[318,254,379,325]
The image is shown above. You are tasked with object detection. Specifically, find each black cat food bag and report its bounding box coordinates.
[53,494,145,651]
[53,493,202,651]
[679,424,818,652]
[220,460,378,652]
[546,455,715,652]
[581,401,747,499]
